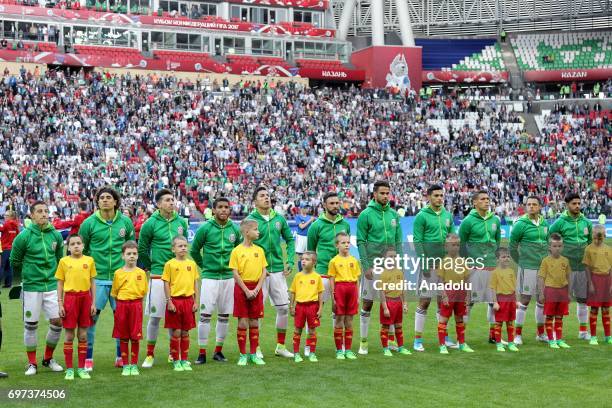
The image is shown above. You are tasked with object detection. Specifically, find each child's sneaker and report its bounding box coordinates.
[76,368,91,380]
[383,348,393,357]
[42,358,63,372]
[589,337,599,346]
[397,346,411,355]
[274,344,294,358]
[507,343,519,352]
[413,339,425,352]
[250,354,266,365]
[130,365,140,376]
[294,354,303,363]
[122,365,132,376]
[557,340,571,349]
[445,337,459,349]
[181,361,192,371]
[64,368,74,381]
[439,345,449,354]
[605,336,612,344]
[84,359,94,372]
[388,340,398,351]
[345,350,357,360]
[173,361,184,372]
[549,341,560,349]
[335,350,345,360]
[358,340,368,355]
[308,353,318,363]
[237,354,248,366]
[142,355,154,368]
[496,343,506,352]
[459,343,474,353]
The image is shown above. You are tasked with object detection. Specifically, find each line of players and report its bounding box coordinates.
[2,182,609,377]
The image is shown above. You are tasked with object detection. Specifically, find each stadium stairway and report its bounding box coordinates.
[520,112,542,137]
[500,39,524,90]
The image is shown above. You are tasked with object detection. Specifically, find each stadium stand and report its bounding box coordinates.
[512,31,612,70]
[452,44,505,71]
[416,39,497,70]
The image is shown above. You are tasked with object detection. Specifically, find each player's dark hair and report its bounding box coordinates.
[526,196,542,205]
[373,180,390,192]
[471,190,489,203]
[30,200,47,214]
[155,188,174,203]
[323,192,338,203]
[427,185,444,195]
[335,231,350,244]
[122,240,138,253]
[549,233,563,242]
[252,185,268,202]
[564,192,580,203]
[214,197,230,208]
[95,187,121,210]
[78,201,88,211]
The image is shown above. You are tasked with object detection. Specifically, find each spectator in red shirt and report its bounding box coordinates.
[0,211,20,288]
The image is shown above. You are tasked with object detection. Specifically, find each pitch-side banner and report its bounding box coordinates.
[351,46,423,92]
[523,69,612,82]
[423,70,509,83]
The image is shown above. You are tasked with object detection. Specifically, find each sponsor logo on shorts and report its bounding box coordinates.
[25,310,32,318]
[119,228,126,238]
[275,221,281,231]
[151,306,157,313]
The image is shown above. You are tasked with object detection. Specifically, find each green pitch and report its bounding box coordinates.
[0,288,610,408]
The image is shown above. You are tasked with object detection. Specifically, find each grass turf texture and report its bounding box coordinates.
[1,288,611,407]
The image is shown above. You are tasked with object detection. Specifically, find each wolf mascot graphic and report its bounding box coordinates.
[385,54,411,91]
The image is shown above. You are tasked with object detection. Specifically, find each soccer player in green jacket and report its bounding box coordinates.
[190,197,242,364]
[549,192,593,340]
[412,185,456,351]
[246,186,295,359]
[10,201,65,375]
[356,180,402,355]
[79,187,135,371]
[306,192,350,354]
[138,189,188,367]
[509,196,550,344]
[458,190,501,342]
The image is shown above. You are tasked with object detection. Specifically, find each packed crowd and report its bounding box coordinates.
[0,67,609,223]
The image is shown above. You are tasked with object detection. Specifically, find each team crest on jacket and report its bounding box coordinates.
[51,242,57,250]
[543,227,548,234]
[119,228,126,238]
[390,219,397,228]
[228,233,236,243]
[178,226,184,235]
[583,227,589,235]
[491,223,497,232]
[446,219,450,227]
[275,221,281,231]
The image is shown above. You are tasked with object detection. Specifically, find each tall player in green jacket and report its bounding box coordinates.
[356,180,403,355]
[138,189,188,367]
[79,187,135,371]
[10,201,65,376]
[246,186,295,359]
[549,192,593,340]
[190,197,242,364]
[458,190,501,343]
[306,191,350,354]
[412,185,456,352]
[509,196,550,344]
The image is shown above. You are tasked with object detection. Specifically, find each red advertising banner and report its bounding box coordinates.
[225,0,328,10]
[296,67,365,81]
[523,69,612,82]
[422,70,509,83]
[351,46,422,92]
[0,4,335,38]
